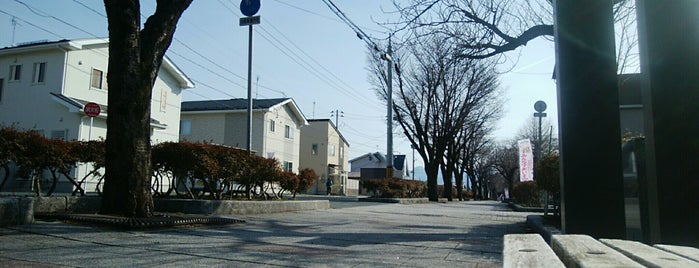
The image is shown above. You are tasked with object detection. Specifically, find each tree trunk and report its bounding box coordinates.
[101,0,191,217]
[425,163,439,201]
[440,165,453,201]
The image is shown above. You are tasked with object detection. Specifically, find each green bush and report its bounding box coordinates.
[535,154,560,195]
[511,181,539,207]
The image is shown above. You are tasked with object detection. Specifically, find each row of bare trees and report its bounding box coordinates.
[365,0,635,202]
[370,32,504,201]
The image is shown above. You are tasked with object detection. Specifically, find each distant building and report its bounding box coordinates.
[618,73,643,136]
[349,152,408,179]
[180,98,307,173]
[299,119,357,195]
[0,38,194,193]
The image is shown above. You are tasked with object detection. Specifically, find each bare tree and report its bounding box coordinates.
[101,0,192,217]
[489,141,519,193]
[515,117,558,161]
[391,0,637,69]
[370,32,502,201]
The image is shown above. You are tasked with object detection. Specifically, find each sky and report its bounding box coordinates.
[0,0,558,170]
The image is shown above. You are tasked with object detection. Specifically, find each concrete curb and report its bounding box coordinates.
[526,215,562,243]
[508,202,546,212]
[358,197,430,204]
[155,198,330,215]
[0,196,330,226]
[0,197,33,227]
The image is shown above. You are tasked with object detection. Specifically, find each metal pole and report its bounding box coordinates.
[246,23,253,152]
[386,38,393,179]
[538,116,543,162]
[538,115,547,215]
[411,145,415,180]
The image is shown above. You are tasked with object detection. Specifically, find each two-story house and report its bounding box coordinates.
[299,119,355,195]
[180,98,307,173]
[0,38,194,193]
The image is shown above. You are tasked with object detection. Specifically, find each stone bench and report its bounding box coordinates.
[504,234,699,267]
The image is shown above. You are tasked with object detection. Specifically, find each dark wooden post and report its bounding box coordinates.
[553,0,626,238]
[636,0,699,246]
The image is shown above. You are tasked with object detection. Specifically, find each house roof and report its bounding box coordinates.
[307,119,350,147]
[0,38,194,89]
[50,92,166,129]
[349,152,385,163]
[181,98,308,125]
[349,152,406,170]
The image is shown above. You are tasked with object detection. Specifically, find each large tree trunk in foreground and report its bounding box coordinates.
[101,0,191,217]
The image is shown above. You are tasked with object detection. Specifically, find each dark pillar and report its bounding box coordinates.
[636,0,699,246]
[554,0,626,238]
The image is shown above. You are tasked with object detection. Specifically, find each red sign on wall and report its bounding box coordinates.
[84,102,101,117]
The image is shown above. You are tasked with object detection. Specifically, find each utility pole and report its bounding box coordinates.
[331,110,343,129]
[383,37,394,179]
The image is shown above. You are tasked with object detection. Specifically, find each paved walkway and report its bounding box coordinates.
[0,201,533,267]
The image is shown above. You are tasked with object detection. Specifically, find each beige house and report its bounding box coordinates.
[180,98,307,172]
[299,119,355,195]
[0,38,194,193]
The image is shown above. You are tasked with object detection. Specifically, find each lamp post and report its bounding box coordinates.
[534,100,547,214]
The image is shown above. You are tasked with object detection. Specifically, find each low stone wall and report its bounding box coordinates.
[155,199,330,215]
[0,196,330,226]
[358,197,429,204]
[0,197,33,227]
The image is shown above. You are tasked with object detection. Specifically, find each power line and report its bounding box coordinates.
[321,0,383,53]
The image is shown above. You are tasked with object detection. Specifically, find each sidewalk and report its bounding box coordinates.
[0,201,533,267]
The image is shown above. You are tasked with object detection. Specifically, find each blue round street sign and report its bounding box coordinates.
[240,0,261,16]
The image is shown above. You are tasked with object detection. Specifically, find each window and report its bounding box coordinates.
[50,130,67,140]
[283,161,293,172]
[0,79,4,102]
[180,120,191,135]
[340,146,344,158]
[269,119,275,132]
[32,62,46,84]
[9,64,21,82]
[284,125,293,139]
[91,68,103,89]
[312,144,318,155]
[329,145,336,156]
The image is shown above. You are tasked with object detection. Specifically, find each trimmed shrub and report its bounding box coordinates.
[363,178,426,198]
[511,181,539,207]
[535,154,560,196]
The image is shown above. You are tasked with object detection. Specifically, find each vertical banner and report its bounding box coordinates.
[518,139,534,182]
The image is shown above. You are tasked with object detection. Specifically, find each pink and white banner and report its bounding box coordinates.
[518,139,534,182]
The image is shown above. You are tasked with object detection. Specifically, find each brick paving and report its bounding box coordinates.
[0,200,533,267]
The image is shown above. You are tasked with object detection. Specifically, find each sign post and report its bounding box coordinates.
[240,0,260,152]
[83,102,101,140]
[83,102,101,191]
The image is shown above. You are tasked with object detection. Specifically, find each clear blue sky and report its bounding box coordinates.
[0,0,558,167]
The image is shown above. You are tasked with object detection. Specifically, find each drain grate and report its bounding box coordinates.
[35,213,245,228]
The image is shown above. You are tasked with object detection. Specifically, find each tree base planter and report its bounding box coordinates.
[35,213,244,228]
[0,196,330,227]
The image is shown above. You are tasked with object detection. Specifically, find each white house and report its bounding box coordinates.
[349,152,408,179]
[180,98,308,173]
[0,38,194,192]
